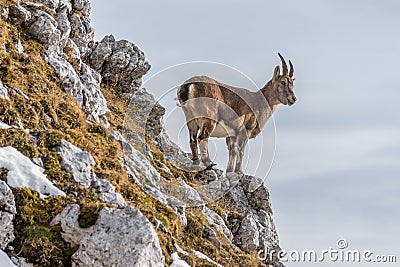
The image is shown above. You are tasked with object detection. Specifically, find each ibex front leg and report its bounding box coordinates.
[234,132,249,173]
[226,136,239,173]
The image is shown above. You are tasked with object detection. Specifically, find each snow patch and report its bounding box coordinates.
[0,122,11,129]
[0,146,66,198]
[193,250,223,267]
[170,252,190,267]
[174,244,189,256]
[0,250,16,267]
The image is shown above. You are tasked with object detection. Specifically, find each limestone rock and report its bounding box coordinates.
[79,63,109,122]
[8,3,31,27]
[32,0,59,10]
[46,51,83,104]
[52,205,165,267]
[87,35,150,91]
[56,140,96,187]
[46,52,108,122]
[14,39,24,53]
[69,12,93,56]
[7,0,107,123]
[72,0,90,15]
[0,181,16,250]
[2,6,9,20]
[28,12,61,52]
[0,122,11,129]
[55,10,71,48]
[234,213,260,252]
[87,35,113,72]
[98,192,126,208]
[55,140,126,207]
[176,178,204,207]
[203,207,233,242]
[202,226,221,248]
[50,204,91,246]
[225,175,280,259]
[110,130,185,208]
[241,175,272,213]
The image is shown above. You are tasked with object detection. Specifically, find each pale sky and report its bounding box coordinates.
[91,1,400,266]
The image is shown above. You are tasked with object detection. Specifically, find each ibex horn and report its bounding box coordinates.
[278,53,288,76]
[289,60,294,77]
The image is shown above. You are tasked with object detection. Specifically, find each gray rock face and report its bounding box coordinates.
[51,204,165,267]
[28,12,61,52]
[226,175,280,258]
[55,10,71,47]
[98,192,126,208]
[203,207,234,244]
[0,180,16,250]
[72,0,90,15]
[56,140,126,207]
[14,39,24,53]
[7,0,108,123]
[234,213,260,252]
[110,130,204,209]
[87,35,151,91]
[69,12,93,57]
[50,204,91,246]
[56,140,96,187]
[8,2,31,27]
[241,175,272,213]
[46,51,109,123]
[202,225,221,248]
[36,0,60,10]
[79,63,109,122]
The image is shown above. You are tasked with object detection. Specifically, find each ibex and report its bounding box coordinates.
[178,53,296,173]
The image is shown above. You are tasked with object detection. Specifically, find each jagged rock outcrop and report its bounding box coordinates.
[227,175,280,256]
[86,35,151,92]
[51,204,165,267]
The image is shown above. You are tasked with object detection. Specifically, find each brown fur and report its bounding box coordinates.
[178,54,296,173]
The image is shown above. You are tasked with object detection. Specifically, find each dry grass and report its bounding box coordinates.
[0,3,267,266]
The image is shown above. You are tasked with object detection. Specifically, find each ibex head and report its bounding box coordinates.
[271,53,296,106]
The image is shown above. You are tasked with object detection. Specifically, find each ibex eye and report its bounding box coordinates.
[281,81,286,85]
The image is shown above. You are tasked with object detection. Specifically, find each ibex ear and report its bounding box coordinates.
[273,65,280,81]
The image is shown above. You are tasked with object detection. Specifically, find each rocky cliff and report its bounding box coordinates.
[0,0,284,266]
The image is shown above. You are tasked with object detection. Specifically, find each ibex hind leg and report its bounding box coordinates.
[198,120,216,167]
[187,120,200,164]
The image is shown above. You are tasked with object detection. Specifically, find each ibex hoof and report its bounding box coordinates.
[192,159,200,165]
[205,163,217,170]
